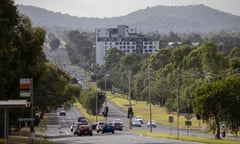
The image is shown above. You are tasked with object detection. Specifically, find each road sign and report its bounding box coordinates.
[185,120,192,126]
[168,116,174,123]
[20,78,32,97]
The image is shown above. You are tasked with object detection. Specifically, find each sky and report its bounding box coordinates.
[14,0,240,18]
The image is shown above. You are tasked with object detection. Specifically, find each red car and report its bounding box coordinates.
[75,125,93,136]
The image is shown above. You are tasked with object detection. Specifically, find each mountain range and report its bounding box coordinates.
[17,4,240,34]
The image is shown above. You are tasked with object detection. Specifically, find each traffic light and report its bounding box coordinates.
[104,106,109,117]
[102,106,109,117]
[196,114,201,120]
[102,111,106,117]
[127,107,133,118]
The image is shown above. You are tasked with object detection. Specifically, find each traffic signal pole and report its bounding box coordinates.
[128,69,133,129]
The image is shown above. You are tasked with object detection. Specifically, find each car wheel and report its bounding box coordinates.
[97,130,99,133]
[112,131,114,134]
[102,131,104,134]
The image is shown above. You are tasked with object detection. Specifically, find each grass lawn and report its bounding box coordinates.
[106,91,240,144]
[108,92,205,129]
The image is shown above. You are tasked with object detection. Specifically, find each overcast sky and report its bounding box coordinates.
[14,0,240,18]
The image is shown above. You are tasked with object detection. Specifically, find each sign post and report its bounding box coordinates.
[20,78,34,143]
[168,116,174,135]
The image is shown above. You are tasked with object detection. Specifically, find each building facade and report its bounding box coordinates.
[96,25,159,65]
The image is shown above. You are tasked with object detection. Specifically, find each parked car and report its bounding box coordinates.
[132,119,141,127]
[135,116,144,124]
[102,123,115,134]
[59,110,66,116]
[96,121,105,133]
[75,125,92,136]
[147,120,157,128]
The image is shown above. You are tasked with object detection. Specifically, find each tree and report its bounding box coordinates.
[184,42,228,73]
[170,44,195,69]
[49,35,60,50]
[194,76,240,139]
[105,48,124,70]
[0,0,48,129]
[35,64,69,112]
[150,48,172,70]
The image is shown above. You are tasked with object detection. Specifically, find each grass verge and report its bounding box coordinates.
[133,130,240,144]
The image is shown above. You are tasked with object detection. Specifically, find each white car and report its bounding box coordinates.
[112,119,123,123]
[147,120,157,128]
[135,116,144,124]
[132,119,141,127]
[96,121,105,133]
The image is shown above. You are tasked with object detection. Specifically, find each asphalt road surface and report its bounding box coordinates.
[44,105,203,144]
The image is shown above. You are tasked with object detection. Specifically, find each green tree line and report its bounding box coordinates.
[97,41,240,138]
[0,0,79,131]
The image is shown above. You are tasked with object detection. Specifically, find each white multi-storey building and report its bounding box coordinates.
[96,25,159,65]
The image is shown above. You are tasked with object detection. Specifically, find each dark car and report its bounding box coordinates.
[102,123,114,134]
[75,125,92,136]
[113,122,123,131]
[78,116,86,122]
[91,122,97,130]
[59,110,66,116]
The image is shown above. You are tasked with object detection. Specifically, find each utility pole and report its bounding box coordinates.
[176,69,180,139]
[148,56,152,133]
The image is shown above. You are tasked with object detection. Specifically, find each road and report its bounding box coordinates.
[43,105,203,144]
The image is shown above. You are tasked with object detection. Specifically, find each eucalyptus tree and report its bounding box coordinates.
[150,47,172,70]
[104,48,124,70]
[35,64,70,112]
[194,75,240,138]
[0,0,48,129]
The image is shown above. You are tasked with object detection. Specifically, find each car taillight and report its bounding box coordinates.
[88,128,92,131]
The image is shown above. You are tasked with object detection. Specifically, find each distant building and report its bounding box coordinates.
[95,25,159,65]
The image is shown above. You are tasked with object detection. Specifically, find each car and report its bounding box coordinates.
[75,125,93,136]
[147,120,157,128]
[78,116,86,122]
[112,122,123,131]
[135,116,144,124]
[91,122,97,130]
[132,119,141,127]
[112,119,123,123]
[59,110,66,116]
[78,119,88,125]
[96,121,105,133]
[102,123,115,134]
[71,122,83,134]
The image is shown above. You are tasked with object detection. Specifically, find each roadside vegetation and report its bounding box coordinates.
[134,130,240,144]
